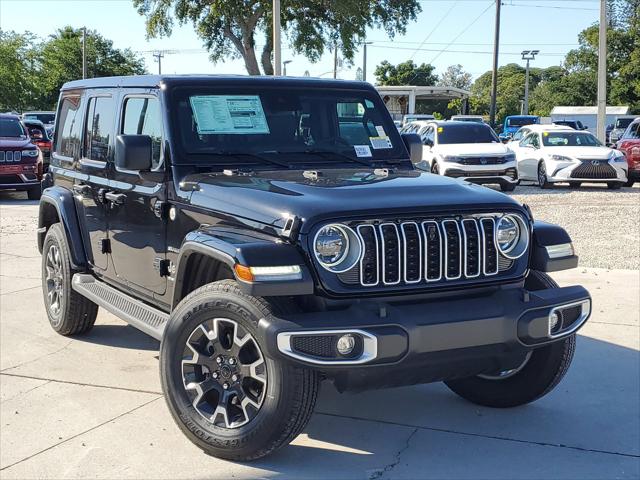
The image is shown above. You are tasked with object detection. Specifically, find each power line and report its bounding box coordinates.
[504,2,598,11]
[370,44,568,56]
[409,0,459,60]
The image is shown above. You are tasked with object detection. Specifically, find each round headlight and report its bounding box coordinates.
[496,214,529,259]
[313,224,361,272]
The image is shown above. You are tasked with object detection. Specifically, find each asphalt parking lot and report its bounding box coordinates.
[1,184,639,479]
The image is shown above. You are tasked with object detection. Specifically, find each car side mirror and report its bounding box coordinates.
[501,137,510,144]
[115,134,152,171]
[401,133,423,164]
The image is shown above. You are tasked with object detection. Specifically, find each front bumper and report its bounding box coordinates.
[441,162,519,186]
[546,159,627,183]
[259,283,591,391]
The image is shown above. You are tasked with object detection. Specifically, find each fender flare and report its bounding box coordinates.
[38,186,87,269]
[530,221,578,272]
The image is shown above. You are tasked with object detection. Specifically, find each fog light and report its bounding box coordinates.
[549,312,561,333]
[336,334,356,356]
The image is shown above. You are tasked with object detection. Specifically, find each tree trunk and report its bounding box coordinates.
[242,43,261,76]
[261,35,273,75]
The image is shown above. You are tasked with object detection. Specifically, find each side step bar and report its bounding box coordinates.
[72,274,168,340]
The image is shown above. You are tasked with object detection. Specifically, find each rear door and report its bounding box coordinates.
[107,92,167,296]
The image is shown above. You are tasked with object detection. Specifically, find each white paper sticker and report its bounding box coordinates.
[189,95,270,134]
[369,136,393,149]
[354,145,372,157]
[375,125,386,137]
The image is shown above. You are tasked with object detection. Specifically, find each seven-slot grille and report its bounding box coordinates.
[0,151,22,162]
[353,217,502,287]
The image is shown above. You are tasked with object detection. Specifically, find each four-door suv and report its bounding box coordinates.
[1,113,43,199]
[39,75,591,461]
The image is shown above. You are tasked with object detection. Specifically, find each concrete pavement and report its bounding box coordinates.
[1,193,638,479]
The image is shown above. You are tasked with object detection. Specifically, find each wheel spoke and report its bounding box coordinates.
[239,359,266,384]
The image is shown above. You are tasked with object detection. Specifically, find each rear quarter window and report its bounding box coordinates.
[55,96,83,159]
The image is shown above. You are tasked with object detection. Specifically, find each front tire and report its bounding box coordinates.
[160,280,319,461]
[444,271,576,408]
[431,162,440,175]
[41,223,98,335]
[607,182,622,190]
[500,183,516,192]
[537,161,551,189]
[27,184,42,200]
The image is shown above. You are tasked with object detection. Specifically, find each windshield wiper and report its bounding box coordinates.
[209,151,291,169]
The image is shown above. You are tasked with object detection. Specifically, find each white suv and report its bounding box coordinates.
[411,120,518,191]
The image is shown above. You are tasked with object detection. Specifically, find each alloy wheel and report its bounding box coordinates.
[538,163,547,187]
[181,318,267,429]
[44,244,64,319]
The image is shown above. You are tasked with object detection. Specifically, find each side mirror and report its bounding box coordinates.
[115,134,152,171]
[401,133,423,164]
[501,137,510,144]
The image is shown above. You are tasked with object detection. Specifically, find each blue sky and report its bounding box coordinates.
[0,0,599,81]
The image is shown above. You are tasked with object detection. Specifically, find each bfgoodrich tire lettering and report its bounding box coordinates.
[160,280,319,461]
[444,270,576,408]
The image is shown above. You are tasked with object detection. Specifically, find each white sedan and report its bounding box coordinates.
[510,128,628,189]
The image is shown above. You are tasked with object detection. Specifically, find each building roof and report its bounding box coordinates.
[376,85,470,99]
[550,106,630,115]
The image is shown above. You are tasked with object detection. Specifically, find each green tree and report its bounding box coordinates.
[374,60,438,86]
[37,27,146,108]
[437,64,472,90]
[133,0,421,76]
[0,31,40,112]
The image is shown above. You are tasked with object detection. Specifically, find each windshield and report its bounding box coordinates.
[24,113,55,124]
[172,87,405,169]
[507,117,538,127]
[0,118,27,138]
[615,118,634,129]
[542,131,602,147]
[437,123,499,144]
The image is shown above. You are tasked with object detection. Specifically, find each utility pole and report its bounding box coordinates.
[81,27,87,79]
[152,51,164,75]
[273,0,282,76]
[489,0,501,127]
[362,41,372,82]
[521,50,539,115]
[596,0,607,142]
[333,42,338,79]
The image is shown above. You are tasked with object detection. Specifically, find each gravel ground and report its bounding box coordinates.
[1,183,639,270]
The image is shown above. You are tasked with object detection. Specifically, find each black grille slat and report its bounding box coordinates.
[358,225,379,286]
[380,224,401,285]
[423,221,442,281]
[480,218,499,275]
[571,160,616,179]
[443,220,462,279]
[462,219,481,277]
[401,223,422,283]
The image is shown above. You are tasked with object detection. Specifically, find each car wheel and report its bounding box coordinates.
[569,182,581,189]
[607,182,622,190]
[625,179,635,187]
[431,162,440,175]
[537,162,551,189]
[444,271,575,408]
[160,280,319,461]
[27,184,42,200]
[42,223,98,335]
[500,183,516,192]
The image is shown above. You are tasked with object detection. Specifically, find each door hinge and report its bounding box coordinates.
[153,258,172,277]
[101,238,111,254]
[153,201,169,219]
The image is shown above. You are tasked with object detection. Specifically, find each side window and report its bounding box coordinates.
[512,129,524,141]
[531,134,540,149]
[520,132,533,147]
[55,96,82,158]
[85,96,115,162]
[626,123,640,139]
[122,97,163,168]
[336,101,376,145]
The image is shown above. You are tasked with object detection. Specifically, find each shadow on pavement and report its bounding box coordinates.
[74,324,160,351]
[0,191,38,205]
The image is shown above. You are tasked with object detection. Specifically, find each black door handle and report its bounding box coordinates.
[72,184,91,196]
[105,191,127,205]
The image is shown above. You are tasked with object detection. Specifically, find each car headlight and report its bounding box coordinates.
[503,153,516,162]
[314,224,362,272]
[496,214,529,259]
[609,152,626,163]
[21,149,39,158]
[443,155,463,163]
[550,154,573,162]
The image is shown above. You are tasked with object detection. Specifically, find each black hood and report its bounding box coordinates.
[186,169,525,233]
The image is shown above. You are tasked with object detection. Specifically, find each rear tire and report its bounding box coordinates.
[444,270,576,408]
[27,184,42,200]
[42,223,98,335]
[160,280,319,461]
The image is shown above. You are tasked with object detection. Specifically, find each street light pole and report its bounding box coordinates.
[362,41,372,82]
[596,0,607,142]
[81,27,87,79]
[273,0,282,76]
[489,0,502,127]
[521,50,539,115]
[283,60,292,76]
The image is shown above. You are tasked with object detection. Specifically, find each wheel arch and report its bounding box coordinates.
[38,186,87,269]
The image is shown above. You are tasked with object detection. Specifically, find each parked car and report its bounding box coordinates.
[608,116,637,146]
[498,115,540,141]
[615,117,640,187]
[510,127,627,189]
[0,114,43,199]
[450,115,484,123]
[552,120,585,130]
[22,110,55,126]
[39,75,590,461]
[23,119,51,170]
[401,113,434,126]
[412,120,518,191]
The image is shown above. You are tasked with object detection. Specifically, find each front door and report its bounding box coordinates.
[107,93,167,296]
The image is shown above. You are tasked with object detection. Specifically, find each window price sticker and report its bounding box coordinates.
[354,145,373,157]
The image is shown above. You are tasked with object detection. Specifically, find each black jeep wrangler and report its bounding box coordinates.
[38,75,591,461]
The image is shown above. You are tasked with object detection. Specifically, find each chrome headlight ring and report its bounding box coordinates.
[496,214,529,260]
[313,224,362,273]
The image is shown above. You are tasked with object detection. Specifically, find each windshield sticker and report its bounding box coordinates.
[354,145,372,157]
[189,95,270,134]
[438,127,444,133]
[375,125,386,137]
[543,131,549,136]
[370,136,393,149]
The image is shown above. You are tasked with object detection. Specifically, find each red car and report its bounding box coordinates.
[616,117,640,187]
[23,119,51,171]
[0,114,43,199]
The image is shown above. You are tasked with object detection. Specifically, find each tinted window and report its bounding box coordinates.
[0,118,26,138]
[26,124,47,140]
[122,97,163,168]
[507,117,538,127]
[615,118,634,129]
[520,132,535,147]
[512,128,528,141]
[24,113,55,124]
[56,96,83,158]
[623,122,640,140]
[542,131,601,147]
[85,97,115,162]
[436,123,499,144]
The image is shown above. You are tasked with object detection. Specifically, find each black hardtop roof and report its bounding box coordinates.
[61,74,376,92]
